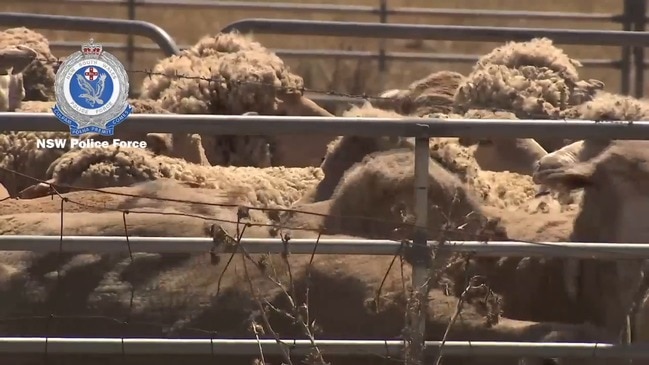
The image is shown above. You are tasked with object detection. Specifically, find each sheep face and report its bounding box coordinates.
[536,140,649,338]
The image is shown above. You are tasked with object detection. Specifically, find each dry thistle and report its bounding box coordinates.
[280,232,291,260]
[238,206,251,220]
[210,223,238,255]
[257,254,269,274]
[250,321,265,336]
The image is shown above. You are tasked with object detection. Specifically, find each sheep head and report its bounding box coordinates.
[0,46,37,112]
[0,45,37,75]
[275,91,334,117]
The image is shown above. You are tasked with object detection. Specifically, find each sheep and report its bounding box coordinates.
[139,32,336,168]
[373,71,465,116]
[303,103,414,204]
[533,92,649,187]
[529,140,649,343]
[0,181,618,365]
[1,98,202,196]
[0,55,66,197]
[0,131,70,197]
[321,148,503,240]
[0,27,58,101]
[460,108,549,175]
[455,37,604,118]
[17,146,323,209]
[0,45,37,112]
[444,93,649,328]
[302,103,545,212]
[73,98,214,166]
[454,37,605,153]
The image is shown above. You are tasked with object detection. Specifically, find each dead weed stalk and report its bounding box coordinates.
[215,207,329,365]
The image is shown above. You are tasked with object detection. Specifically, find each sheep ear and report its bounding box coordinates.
[546,163,595,190]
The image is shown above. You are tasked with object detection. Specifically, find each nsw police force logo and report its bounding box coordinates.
[52,38,132,136]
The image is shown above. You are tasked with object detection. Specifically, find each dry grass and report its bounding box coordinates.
[0,0,635,98]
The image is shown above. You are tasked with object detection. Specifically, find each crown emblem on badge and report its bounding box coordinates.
[81,39,102,58]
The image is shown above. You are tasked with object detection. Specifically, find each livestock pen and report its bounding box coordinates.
[3,2,649,365]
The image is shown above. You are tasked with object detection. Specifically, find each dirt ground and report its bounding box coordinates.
[0,0,637,97]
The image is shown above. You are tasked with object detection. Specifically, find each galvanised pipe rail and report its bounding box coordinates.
[221,18,649,47]
[0,12,180,56]
[11,0,618,22]
[0,338,643,358]
[45,40,623,67]
[2,113,649,140]
[1,236,649,259]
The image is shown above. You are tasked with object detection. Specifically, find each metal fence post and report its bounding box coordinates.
[126,0,136,96]
[404,136,431,365]
[377,0,388,89]
[621,0,633,95]
[632,0,647,98]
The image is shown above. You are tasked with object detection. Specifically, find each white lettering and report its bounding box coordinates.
[54,139,67,148]
[113,139,147,148]
[37,138,147,150]
[70,138,110,149]
[37,139,68,148]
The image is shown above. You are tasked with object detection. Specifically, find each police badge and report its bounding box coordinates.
[52,38,132,136]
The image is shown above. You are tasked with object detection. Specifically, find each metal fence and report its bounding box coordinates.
[1,113,649,361]
[5,0,649,96]
[5,11,649,105]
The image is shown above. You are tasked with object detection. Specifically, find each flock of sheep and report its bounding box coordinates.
[1,25,649,365]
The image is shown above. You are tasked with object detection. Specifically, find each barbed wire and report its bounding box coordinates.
[17,55,403,103]
[2,164,647,260]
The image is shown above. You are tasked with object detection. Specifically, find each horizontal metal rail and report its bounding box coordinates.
[1,236,649,258]
[2,113,649,139]
[0,12,180,56]
[0,338,645,358]
[10,0,619,22]
[45,40,623,67]
[221,18,649,47]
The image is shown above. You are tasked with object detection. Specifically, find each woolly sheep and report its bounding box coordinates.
[140,32,335,168]
[533,92,649,188]
[0,45,37,111]
[0,182,616,365]
[73,99,214,166]
[322,148,503,240]
[17,146,323,208]
[1,99,195,196]
[533,140,649,342]
[455,37,604,118]
[305,103,544,210]
[0,27,58,101]
[454,38,605,153]
[373,71,464,116]
[460,109,548,175]
[0,131,69,197]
